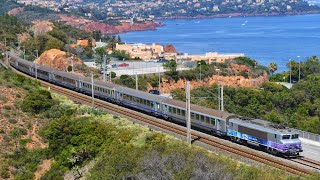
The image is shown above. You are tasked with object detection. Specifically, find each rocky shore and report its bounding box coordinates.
[154,10,320,20]
[81,21,163,34]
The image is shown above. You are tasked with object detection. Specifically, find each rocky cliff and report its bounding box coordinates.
[82,21,162,34]
[152,73,268,94]
[35,49,84,72]
[164,44,177,53]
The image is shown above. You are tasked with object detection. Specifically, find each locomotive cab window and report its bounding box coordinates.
[282,135,290,139]
[292,134,299,139]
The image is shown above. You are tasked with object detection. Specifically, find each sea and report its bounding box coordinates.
[120,14,320,72]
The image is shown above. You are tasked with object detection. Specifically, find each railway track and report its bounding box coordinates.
[291,158,320,172]
[10,66,315,177]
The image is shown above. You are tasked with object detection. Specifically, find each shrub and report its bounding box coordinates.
[8,118,18,124]
[4,105,12,110]
[0,169,9,179]
[0,95,8,102]
[21,89,55,114]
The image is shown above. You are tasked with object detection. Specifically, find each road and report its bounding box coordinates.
[301,138,320,161]
[84,60,191,76]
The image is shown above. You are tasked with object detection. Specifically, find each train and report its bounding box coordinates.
[8,52,303,157]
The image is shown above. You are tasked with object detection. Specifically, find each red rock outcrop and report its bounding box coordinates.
[35,49,84,72]
[82,21,162,34]
[7,7,24,15]
[151,73,268,94]
[164,44,177,53]
[32,20,53,36]
[230,63,251,73]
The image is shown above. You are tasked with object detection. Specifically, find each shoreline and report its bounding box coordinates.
[153,11,320,20]
[115,11,320,34]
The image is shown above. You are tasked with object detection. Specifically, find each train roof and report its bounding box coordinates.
[116,85,167,102]
[52,69,85,80]
[10,53,34,66]
[162,98,234,120]
[229,117,297,135]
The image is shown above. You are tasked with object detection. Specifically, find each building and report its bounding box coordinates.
[177,52,245,63]
[115,43,164,60]
[70,39,96,48]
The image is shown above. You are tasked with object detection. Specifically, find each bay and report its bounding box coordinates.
[120,14,320,72]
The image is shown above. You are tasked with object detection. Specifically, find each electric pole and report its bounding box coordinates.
[91,73,94,106]
[297,56,301,81]
[35,50,39,79]
[158,65,161,94]
[216,68,221,111]
[221,86,224,111]
[289,59,292,85]
[103,54,107,82]
[186,81,191,145]
[136,72,138,90]
[35,64,38,80]
[71,56,74,73]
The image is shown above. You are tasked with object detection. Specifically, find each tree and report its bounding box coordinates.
[163,60,177,72]
[116,35,123,44]
[163,60,179,81]
[48,28,68,44]
[108,36,117,50]
[21,89,55,114]
[45,37,64,51]
[304,56,320,77]
[268,62,277,75]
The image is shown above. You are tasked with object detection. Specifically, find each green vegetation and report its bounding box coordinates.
[114,74,160,91]
[161,57,267,83]
[21,89,55,114]
[0,15,29,46]
[1,67,320,179]
[270,56,320,82]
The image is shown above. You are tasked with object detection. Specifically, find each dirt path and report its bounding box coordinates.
[34,159,52,180]
[26,124,47,150]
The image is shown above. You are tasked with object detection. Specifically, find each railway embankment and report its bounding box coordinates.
[2,66,317,179]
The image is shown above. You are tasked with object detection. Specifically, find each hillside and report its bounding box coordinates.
[2,66,319,179]
[33,0,320,20]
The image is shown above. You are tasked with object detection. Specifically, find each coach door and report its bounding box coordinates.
[216,119,226,133]
[163,105,169,114]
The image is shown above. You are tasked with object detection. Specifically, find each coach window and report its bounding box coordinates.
[210,118,215,126]
[201,115,205,122]
[181,110,185,116]
[169,107,172,113]
[205,117,210,124]
[196,114,200,121]
[177,109,181,115]
[191,113,195,120]
[173,108,176,114]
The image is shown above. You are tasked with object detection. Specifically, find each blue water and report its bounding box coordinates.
[120,14,320,72]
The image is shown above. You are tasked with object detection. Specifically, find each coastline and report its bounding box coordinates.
[115,11,320,34]
[153,11,320,20]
